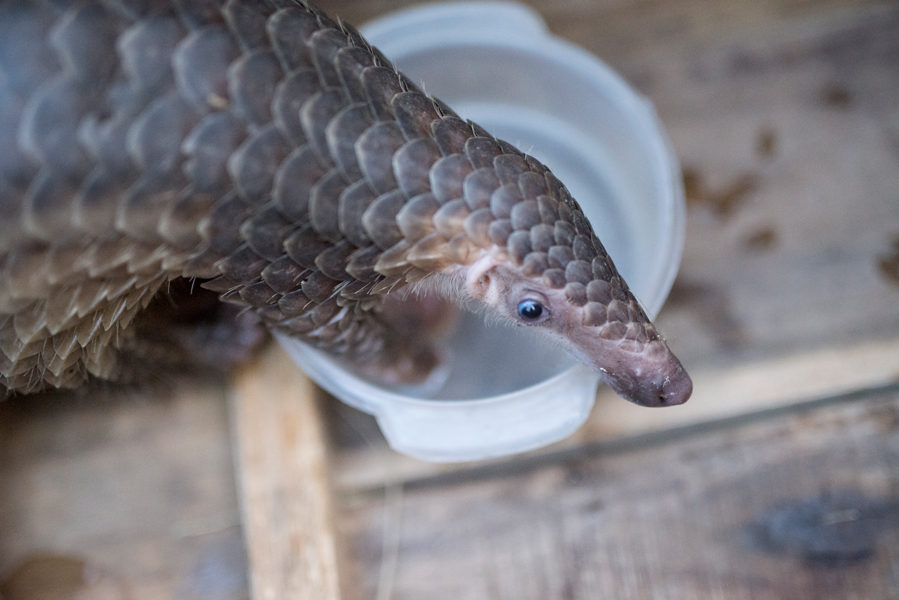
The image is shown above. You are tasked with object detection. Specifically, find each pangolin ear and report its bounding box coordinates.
[464,256,499,301]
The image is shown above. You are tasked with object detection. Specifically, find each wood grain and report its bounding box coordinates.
[0,383,247,600]
[229,346,342,600]
[337,388,899,600]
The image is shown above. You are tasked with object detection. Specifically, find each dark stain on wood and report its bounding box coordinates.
[710,173,761,217]
[877,234,899,286]
[820,82,853,109]
[682,166,705,205]
[744,226,779,252]
[563,461,592,486]
[682,167,760,218]
[756,126,777,159]
[745,490,899,565]
[0,554,127,600]
[665,278,747,348]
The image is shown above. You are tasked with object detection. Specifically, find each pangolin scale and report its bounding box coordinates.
[0,0,692,407]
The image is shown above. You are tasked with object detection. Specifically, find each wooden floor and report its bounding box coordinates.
[2,0,899,598]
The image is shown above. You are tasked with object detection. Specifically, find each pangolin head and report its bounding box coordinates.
[456,175,692,408]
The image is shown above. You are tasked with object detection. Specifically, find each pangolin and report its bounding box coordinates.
[0,0,692,407]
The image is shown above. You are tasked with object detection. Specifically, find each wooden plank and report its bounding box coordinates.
[583,337,899,439]
[0,383,248,600]
[335,388,899,600]
[229,345,343,600]
[333,336,899,491]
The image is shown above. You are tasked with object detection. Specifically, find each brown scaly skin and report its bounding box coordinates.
[0,0,691,407]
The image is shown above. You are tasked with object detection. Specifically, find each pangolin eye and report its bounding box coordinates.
[517,300,544,321]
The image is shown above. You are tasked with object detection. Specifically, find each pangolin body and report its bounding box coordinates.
[0,0,692,406]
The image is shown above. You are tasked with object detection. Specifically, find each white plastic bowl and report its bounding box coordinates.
[277,1,686,462]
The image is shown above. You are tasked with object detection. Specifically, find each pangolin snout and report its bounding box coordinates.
[595,345,693,408]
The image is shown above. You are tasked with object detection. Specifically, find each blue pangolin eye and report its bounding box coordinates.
[517,300,544,321]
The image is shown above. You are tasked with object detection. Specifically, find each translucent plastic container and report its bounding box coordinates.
[277,1,686,462]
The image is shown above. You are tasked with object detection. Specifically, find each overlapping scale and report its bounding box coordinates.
[0,0,648,395]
